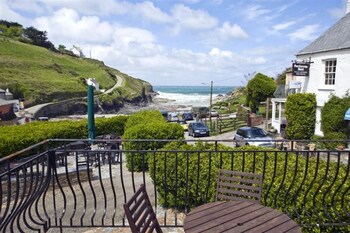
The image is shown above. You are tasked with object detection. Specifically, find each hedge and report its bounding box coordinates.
[149,142,350,233]
[0,116,128,158]
[123,110,184,171]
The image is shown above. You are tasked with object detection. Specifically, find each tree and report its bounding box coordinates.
[0,20,23,38]
[9,83,28,99]
[246,73,276,113]
[58,44,66,52]
[23,26,56,50]
[275,67,291,85]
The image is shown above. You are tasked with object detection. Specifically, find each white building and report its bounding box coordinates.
[272,6,350,135]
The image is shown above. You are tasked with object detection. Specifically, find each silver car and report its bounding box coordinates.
[234,127,274,147]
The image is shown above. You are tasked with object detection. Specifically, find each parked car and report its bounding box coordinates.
[160,110,168,120]
[167,112,179,122]
[188,122,210,137]
[210,110,219,117]
[234,127,274,147]
[178,119,189,131]
[182,112,194,121]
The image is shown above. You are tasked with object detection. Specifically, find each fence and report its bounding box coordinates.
[0,139,349,232]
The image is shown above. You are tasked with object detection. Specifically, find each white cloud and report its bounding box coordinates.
[0,0,29,25]
[171,4,218,30]
[272,21,296,32]
[133,1,172,23]
[34,8,114,45]
[288,24,320,41]
[36,0,123,16]
[216,22,249,40]
[244,4,270,20]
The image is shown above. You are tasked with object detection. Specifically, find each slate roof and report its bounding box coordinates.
[297,12,350,55]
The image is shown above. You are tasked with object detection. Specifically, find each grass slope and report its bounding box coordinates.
[0,37,151,106]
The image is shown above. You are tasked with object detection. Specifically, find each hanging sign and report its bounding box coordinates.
[292,63,309,76]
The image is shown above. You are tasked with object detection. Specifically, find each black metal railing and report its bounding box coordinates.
[0,139,349,232]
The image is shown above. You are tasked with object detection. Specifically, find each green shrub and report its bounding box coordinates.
[123,111,184,171]
[321,94,350,138]
[285,93,316,140]
[95,115,128,136]
[148,141,223,208]
[0,116,127,158]
[323,132,347,149]
[124,110,165,129]
[149,143,350,232]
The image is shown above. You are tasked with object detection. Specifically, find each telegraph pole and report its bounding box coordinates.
[209,81,213,130]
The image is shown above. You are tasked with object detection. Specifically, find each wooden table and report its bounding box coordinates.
[184,201,301,233]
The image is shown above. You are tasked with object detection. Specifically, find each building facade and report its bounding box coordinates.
[272,8,350,135]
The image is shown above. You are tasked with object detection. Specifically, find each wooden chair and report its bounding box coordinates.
[123,184,162,233]
[215,169,263,203]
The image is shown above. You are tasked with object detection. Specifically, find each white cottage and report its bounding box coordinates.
[272,4,350,136]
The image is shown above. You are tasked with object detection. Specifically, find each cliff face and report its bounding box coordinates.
[34,84,156,117]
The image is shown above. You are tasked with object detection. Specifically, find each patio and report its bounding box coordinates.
[0,138,349,232]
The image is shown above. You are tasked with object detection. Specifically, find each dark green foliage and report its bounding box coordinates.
[149,143,350,232]
[0,116,127,158]
[246,73,276,113]
[323,132,347,149]
[95,116,128,136]
[275,67,291,85]
[285,93,316,140]
[123,110,184,171]
[148,142,223,208]
[321,94,350,139]
[23,26,56,50]
[0,20,23,38]
[8,82,28,99]
[124,110,165,129]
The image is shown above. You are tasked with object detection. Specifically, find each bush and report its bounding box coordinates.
[285,93,316,140]
[148,141,223,208]
[323,132,347,149]
[123,110,184,171]
[149,143,350,232]
[321,94,350,138]
[0,116,127,158]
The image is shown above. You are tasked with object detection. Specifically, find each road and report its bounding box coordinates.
[19,74,124,120]
[103,74,123,94]
[184,130,235,147]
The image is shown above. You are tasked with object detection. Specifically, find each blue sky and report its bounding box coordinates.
[1,0,348,86]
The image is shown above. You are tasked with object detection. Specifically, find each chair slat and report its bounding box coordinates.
[123,184,163,233]
[216,169,263,203]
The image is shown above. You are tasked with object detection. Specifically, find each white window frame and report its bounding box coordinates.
[324,59,336,85]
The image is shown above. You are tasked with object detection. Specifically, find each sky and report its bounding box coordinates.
[1,0,348,86]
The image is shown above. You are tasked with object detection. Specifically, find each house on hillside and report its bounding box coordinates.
[0,88,19,122]
[272,5,350,136]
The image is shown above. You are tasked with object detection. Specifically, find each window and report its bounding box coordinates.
[324,59,336,85]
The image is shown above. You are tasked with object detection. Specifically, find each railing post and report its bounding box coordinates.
[48,150,56,170]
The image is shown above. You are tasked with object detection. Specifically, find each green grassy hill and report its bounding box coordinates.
[0,37,152,107]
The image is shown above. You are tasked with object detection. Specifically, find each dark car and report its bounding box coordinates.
[234,126,274,147]
[188,122,210,137]
[182,112,194,121]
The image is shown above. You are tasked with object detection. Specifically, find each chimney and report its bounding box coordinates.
[347,0,350,14]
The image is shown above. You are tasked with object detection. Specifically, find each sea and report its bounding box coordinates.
[153,86,236,107]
